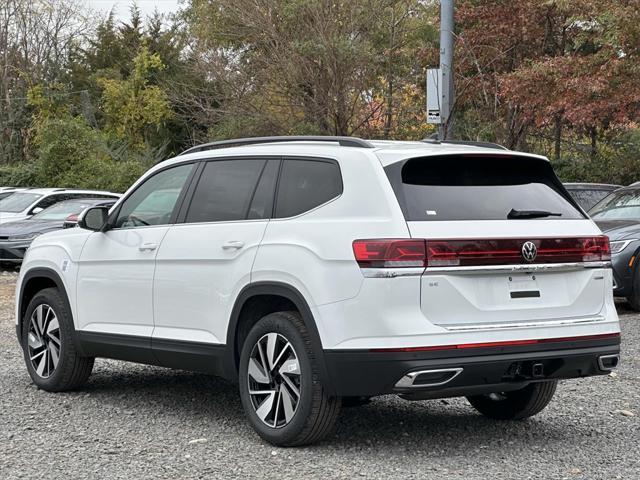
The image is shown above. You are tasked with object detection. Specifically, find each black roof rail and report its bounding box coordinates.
[179,136,375,156]
[422,138,509,151]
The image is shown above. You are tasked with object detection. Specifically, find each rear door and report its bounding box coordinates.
[384,153,609,328]
[152,157,279,346]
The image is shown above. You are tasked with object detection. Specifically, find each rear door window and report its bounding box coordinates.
[185,159,266,223]
[32,194,66,212]
[275,159,342,218]
[384,155,584,221]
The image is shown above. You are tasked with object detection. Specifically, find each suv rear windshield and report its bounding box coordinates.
[384,155,584,221]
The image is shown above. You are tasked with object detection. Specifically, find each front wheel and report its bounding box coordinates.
[238,311,341,446]
[21,288,94,391]
[466,381,558,420]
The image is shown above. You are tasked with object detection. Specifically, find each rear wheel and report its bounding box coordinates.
[466,381,557,420]
[238,311,341,446]
[21,288,94,392]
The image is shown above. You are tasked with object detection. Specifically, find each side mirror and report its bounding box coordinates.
[31,207,44,215]
[78,206,110,232]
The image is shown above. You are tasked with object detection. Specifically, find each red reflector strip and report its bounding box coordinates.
[369,332,620,353]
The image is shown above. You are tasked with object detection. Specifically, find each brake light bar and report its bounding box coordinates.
[352,236,610,268]
[369,332,620,353]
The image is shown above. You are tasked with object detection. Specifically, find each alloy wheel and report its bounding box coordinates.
[247,332,301,428]
[27,304,61,378]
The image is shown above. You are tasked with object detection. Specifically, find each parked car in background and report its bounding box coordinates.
[564,183,622,212]
[0,198,118,264]
[0,188,24,202]
[589,185,640,309]
[0,189,119,225]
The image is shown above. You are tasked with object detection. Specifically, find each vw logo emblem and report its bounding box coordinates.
[521,241,537,262]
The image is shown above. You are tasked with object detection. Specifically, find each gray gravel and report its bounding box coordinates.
[1,272,638,479]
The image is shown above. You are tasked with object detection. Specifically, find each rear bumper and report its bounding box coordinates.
[323,334,620,397]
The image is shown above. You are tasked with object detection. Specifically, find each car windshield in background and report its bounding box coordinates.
[566,188,618,212]
[0,192,42,212]
[590,189,640,220]
[31,201,99,221]
[385,155,584,221]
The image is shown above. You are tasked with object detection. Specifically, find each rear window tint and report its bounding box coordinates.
[186,159,265,223]
[275,159,342,218]
[385,155,584,221]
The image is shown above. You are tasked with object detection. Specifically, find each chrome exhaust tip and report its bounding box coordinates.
[395,367,463,389]
[598,354,620,371]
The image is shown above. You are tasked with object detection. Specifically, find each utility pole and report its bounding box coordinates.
[438,0,455,140]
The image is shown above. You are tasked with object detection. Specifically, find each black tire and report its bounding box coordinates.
[466,381,557,420]
[238,311,341,446]
[626,264,640,311]
[21,288,94,392]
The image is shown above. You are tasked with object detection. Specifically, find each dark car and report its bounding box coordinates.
[589,186,640,309]
[564,183,622,212]
[0,198,117,264]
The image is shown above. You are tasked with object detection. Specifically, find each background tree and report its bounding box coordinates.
[0,0,638,189]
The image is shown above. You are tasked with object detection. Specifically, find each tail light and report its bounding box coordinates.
[65,214,79,223]
[352,239,426,268]
[353,236,610,268]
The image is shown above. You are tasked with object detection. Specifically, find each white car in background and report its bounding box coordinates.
[0,187,25,202]
[0,188,119,224]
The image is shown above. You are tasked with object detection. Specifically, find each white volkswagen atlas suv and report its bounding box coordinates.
[16,136,620,446]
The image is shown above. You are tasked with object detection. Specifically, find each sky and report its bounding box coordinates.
[85,0,181,21]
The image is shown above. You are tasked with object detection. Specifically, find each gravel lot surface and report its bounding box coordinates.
[1,272,638,479]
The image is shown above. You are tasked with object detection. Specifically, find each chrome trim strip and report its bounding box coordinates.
[445,316,605,332]
[425,261,611,275]
[395,368,464,389]
[361,267,425,278]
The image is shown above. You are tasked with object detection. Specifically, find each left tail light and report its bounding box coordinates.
[352,239,426,268]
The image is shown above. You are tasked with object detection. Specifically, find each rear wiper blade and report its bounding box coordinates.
[507,209,562,219]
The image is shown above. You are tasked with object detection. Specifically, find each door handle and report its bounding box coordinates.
[222,240,245,250]
[139,243,158,252]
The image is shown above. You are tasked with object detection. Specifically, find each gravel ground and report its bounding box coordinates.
[1,272,638,480]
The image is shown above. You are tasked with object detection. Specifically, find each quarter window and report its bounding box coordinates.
[114,163,194,229]
[275,159,342,218]
[185,159,266,223]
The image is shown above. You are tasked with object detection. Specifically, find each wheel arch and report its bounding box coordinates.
[17,268,80,351]
[226,282,334,394]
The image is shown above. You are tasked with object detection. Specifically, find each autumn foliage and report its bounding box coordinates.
[0,0,639,187]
